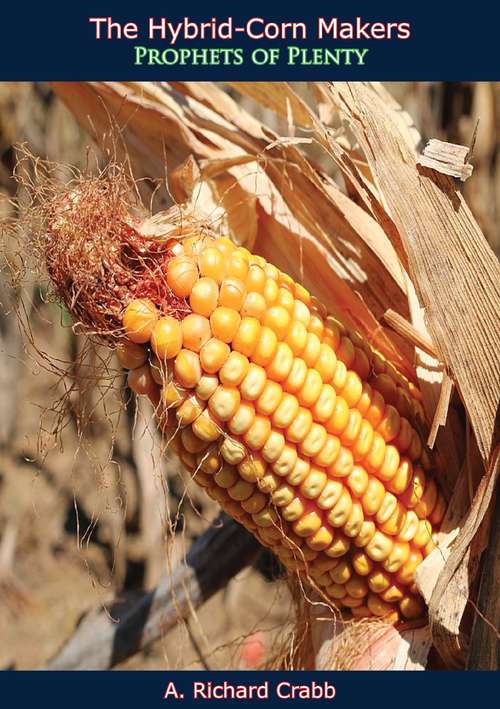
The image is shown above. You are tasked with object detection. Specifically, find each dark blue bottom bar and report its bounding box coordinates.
[0,670,498,707]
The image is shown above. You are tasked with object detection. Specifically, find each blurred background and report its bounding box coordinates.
[0,82,498,670]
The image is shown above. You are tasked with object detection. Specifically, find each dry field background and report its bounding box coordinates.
[0,82,498,669]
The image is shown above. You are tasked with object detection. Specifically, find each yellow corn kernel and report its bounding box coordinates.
[285,321,308,355]
[325,533,351,558]
[396,549,423,586]
[244,415,272,450]
[297,369,323,407]
[365,389,385,429]
[332,360,348,391]
[364,432,386,473]
[228,401,255,435]
[252,326,278,367]
[408,431,423,461]
[306,526,334,551]
[317,479,343,510]
[214,465,238,489]
[271,483,295,507]
[272,445,298,477]
[174,349,202,388]
[219,351,249,386]
[228,479,254,502]
[267,343,294,382]
[381,585,404,603]
[189,277,219,317]
[241,491,267,514]
[238,456,266,482]
[210,306,241,343]
[240,363,267,401]
[192,409,222,442]
[343,501,364,538]
[245,264,266,293]
[256,381,283,416]
[198,448,221,475]
[325,396,350,435]
[367,594,396,619]
[286,457,311,486]
[330,559,352,584]
[219,278,246,311]
[377,445,400,483]
[231,316,261,356]
[148,317,182,361]
[252,506,278,528]
[397,510,419,542]
[226,251,249,280]
[282,497,305,522]
[214,238,234,255]
[208,386,240,421]
[340,409,363,446]
[256,471,278,495]
[351,550,374,576]
[181,313,211,352]
[293,294,311,319]
[313,434,341,467]
[293,510,322,538]
[300,423,327,458]
[283,358,308,393]
[300,468,327,500]
[326,583,346,599]
[365,531,393,562]
[263,278,279,305]
[277,286,295,312]
[346,465,369,497]
[415,478,438,519]
[327,488,353,527]
[241,291,267,321]
[199,247,225,283]
[412,519,433,548]
[262,430,286,463]
[382,541,410,573]
[199,338,230,374]
[302,333,321,368]
[162,380,185,408]
[346,577,369,599]
[264,305,291,340]
[176,396,203,426]
[286,408,313,443]
[361,476,385,516]
[354,520,376,548]
[272,393,299,429]
[387,457,413,495]
[393,417,413,452]
[379,502,406,536]
[128,365,156,396]
[377,404,401,443]
[115,338,148,371]
[195,374,219,400]
[328,447,354,478]
[399,594,425,619]
[376,491,398,525]
[308,311,324,338]
[166,256,199,297]
[220,437,246,465]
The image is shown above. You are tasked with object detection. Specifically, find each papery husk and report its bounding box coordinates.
[50,80,500,670]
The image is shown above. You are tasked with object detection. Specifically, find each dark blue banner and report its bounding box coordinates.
[0,670,498,706]
[0,1,498,80]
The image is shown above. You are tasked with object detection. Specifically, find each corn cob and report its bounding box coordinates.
[118,234,445,623]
